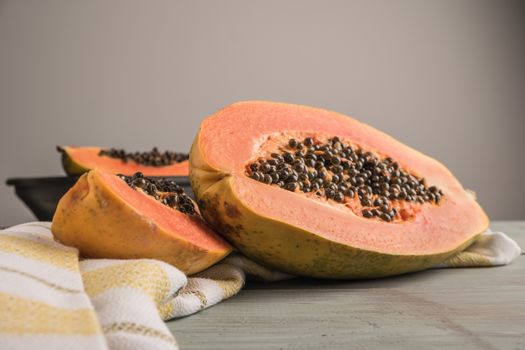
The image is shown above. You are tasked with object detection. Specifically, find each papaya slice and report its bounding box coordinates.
[190,101,489,278]
[57,146,189,176]
[51,169,232,275]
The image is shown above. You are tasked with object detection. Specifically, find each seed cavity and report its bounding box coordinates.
[100,147,188,167]
[118,172,195,215]
[246,136,444,223]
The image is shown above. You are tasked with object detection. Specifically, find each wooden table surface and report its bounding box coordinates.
[166,221,525,350]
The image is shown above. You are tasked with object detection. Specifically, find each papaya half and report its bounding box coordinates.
[190,101,489,278]
[57,146,189,176]
[51,169,231,275]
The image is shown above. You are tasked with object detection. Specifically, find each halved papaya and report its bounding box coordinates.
[51,169,232,275]
[57,146,189,176]
[190,101,489,278]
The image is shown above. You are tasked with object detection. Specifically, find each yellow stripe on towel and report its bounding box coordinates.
[195,264,245,299]
[441,251,492,267]
[0,234,78,271]
[82,260,172,304]
[0,292,100,335]
[102,322,176,346]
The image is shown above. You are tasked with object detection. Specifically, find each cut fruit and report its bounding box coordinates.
[190,101,489,278]
[57,146,189,176]
[51,169,232,275]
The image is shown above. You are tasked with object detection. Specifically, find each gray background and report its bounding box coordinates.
[0,0,524,226]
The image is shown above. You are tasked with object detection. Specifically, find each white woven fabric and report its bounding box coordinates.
[0,222,521,350]
[0,222,107,350]
[435,229,521,268]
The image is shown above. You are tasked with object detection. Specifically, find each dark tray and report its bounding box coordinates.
[6,176,192,221]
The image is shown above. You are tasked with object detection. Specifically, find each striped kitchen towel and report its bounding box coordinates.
[0,222,521,350]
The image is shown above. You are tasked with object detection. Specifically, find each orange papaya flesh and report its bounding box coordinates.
[190,101,489,278]
[51,169,232,275]
[57,146,189,176]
